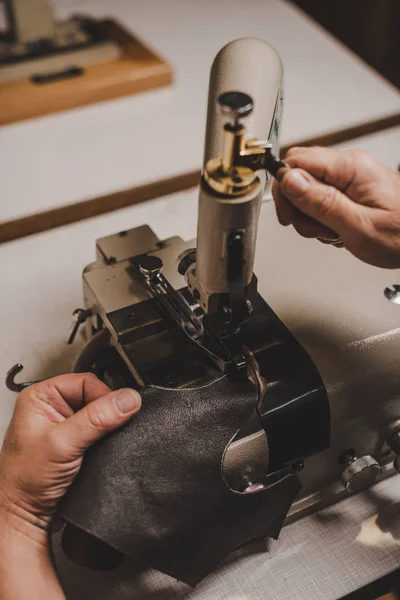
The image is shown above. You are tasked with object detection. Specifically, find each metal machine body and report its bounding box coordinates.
[33,37,400,522]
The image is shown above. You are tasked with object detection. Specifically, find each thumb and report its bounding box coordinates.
[280,168,361,235]
[55,388,141,456]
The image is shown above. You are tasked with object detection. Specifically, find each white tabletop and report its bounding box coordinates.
[53,473,400,600]
[1,127,400,599]
[0,0,399,224]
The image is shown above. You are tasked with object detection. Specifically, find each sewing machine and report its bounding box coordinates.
[6,37,400,583]
[61,36,399,504]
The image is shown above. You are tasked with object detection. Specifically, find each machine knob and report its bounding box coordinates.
[218,91,254,126]
[340,452,381,493]
[387,430,400,473]
[138,255,163,279]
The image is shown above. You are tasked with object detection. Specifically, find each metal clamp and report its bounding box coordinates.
[137,255,204,339]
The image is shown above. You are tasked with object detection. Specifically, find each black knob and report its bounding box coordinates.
[340,451,381,493]
[138,255,163,279]
[218,91,254,125]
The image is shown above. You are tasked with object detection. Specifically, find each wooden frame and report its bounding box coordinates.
[0,19,173,126]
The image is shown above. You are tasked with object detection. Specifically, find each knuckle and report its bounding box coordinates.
[85,403,109,431]
[83,372,99,384]
[46,427,69,456]
[346,148,369,165]
[285,146,302,157]
[314,184,340,219]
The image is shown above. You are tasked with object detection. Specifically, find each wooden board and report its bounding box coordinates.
[0,19,172,125]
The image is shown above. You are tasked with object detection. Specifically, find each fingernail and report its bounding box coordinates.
[284,171,310,198]
[114,389,141,414]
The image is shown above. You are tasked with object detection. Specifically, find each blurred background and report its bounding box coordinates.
[293,0,400,88]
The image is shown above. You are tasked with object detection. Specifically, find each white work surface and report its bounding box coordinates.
[1,127,400,599]
[1,0,399,224]
[52,475,400,600]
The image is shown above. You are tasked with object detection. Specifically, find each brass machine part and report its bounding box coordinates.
[204,123,266,197]
[203,92,288,197]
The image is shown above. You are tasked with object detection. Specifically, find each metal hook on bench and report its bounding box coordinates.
[6,364,42,393]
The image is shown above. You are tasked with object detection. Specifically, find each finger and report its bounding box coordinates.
[284,146,388,205]
[27,373,111,413]
[272,179,296,225]
[14,374,112,430]
[279,168,362,235]
[292,213,340,240]
[285,146,357,191]
[53,388,141,457]
[52,372,111,407]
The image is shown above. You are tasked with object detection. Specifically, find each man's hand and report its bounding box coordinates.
[272,146,400,268]
[0,373,141,535]
[0,373,141,600]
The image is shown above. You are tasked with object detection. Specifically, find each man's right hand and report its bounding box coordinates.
[272,146,400,268]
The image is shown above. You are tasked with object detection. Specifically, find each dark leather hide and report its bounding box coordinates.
[60,375,300,585]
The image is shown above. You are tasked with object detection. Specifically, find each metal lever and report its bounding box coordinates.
[66,308,91,345]
[136,255,237,372]
[137,255,203,339]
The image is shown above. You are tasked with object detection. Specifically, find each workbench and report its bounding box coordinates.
[1,0,399,229]
[1,125,399,599]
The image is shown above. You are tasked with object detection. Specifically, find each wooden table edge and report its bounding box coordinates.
[1,111,399,245]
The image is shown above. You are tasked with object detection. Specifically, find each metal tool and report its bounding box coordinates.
[137,255,203,339]
[66,308,91,345]
[6,363,43,392]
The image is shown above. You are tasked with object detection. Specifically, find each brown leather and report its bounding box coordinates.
[60,375,301,585]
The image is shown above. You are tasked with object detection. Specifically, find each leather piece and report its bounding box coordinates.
[60,375,301,586]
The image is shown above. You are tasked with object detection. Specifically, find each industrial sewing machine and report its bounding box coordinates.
[6,37,400,584]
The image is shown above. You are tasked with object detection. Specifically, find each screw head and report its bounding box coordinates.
[341,455,381,493]
[164,376,179,387]
[139,255,163,278]
[218,91,254,124]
